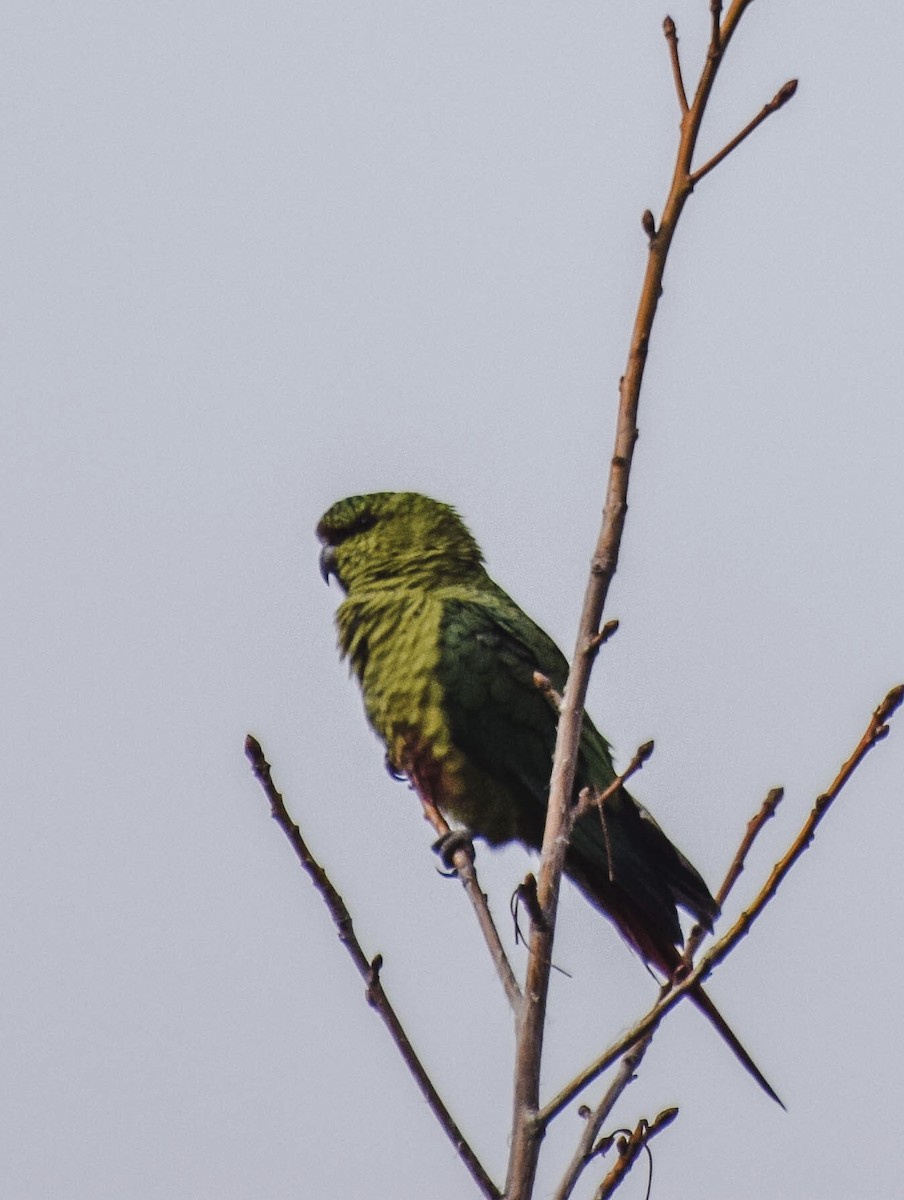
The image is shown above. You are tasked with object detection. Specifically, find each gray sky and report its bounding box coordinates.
[3,3,902,1198]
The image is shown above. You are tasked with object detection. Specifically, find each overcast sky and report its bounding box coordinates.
[3,3,903,1198]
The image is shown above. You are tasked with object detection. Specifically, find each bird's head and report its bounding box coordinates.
[316,491,485,593]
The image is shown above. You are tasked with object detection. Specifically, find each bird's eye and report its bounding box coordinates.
[347,512,378,536]
[325,510,378,547]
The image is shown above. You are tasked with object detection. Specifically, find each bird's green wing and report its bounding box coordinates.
[437,589,589,842]
[435,589,712,947]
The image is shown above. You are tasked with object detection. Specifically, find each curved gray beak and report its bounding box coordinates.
[319,543,339,584]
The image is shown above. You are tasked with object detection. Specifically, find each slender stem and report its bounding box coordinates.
[593,1107,678,1200]
[682,786,783,964]
[244,736,502,1200]
[690,79,798,185]
[663,18,689,113]
[504,5,774,1195]
[570,741,655,825]
[710,1,723,53]
[552,1033,655,1200]
[419,797,523,1013]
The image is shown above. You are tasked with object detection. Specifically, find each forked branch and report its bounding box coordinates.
[571,741,655,825]
[552,1032,657,1200]
[593,1106,678,1200]
[538,685,903,1126]
[690,79,798,185]
[505,6,798,1195]
[244,735,502,1200]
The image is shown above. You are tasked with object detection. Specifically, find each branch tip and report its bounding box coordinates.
[690,75,799,187]
[244,733,265,768]
[878,683,904,722]
[571,741,655,825]
[655,1106,680,1130]
[534,670,564,712]
[710,1,722,51]
[662,14,689,113]
[587,619,620,655]
[637,740,655,763]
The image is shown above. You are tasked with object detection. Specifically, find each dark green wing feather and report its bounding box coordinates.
[437,590,583,843]
[436,588,717,954]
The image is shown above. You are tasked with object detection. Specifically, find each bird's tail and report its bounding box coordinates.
[564,839,784,1106]
[689,982,785,1109]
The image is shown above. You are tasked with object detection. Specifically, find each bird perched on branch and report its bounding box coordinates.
[317,490,781,1105]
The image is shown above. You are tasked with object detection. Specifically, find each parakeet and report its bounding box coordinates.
[317,490,781,1105]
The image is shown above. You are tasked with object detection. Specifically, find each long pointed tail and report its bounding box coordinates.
[690,983,785,1108]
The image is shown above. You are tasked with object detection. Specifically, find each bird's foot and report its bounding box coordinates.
[432,829,476,872]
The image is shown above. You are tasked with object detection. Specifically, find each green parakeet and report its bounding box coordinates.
[317,491,780,1105]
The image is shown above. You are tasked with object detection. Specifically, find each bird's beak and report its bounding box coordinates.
[319,543,339,585]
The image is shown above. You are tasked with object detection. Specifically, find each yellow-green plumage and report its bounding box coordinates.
[317,491,781,1105]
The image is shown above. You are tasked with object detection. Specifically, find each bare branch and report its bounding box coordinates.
[683,786,784,964]
[244,735,502,1200]
[537,687,903,1125]
[571,741,655,825]
[690,79,798,186]
[710,1,723,53]
[505,6,790,1194]
[552,1032,655,1200]
[696,684,904,975]
[663,17,689,113]
[714,787,785,910]
[419,796,523,1013]
[593,1106,678,1200]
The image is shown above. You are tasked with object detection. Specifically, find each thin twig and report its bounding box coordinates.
[713,786,785,910]
[419,796,523,1013]
[571,741,655,824]
[690,79,798,185]
[587,619,621,657]
[695,683,904,976]
[593,1107,679,1200]
[683,786,784,964]
[710,1,723,53]
[504,6,790,1195]
[533,670,564,714]
[663,18,688,113]
[537,685,903,1126]
[552,1032,655,1200]
[244,735,502,1200]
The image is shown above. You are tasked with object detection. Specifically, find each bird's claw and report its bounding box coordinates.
[432,829,476,872]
